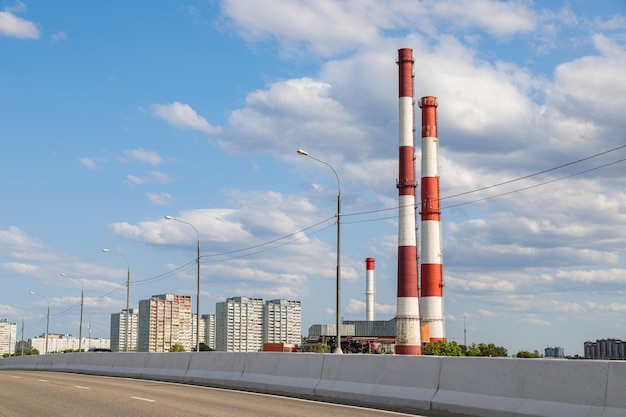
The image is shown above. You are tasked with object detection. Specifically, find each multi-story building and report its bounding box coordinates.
[29,334,110,353]
[0,318,17,355]
[110,308,139,352]
[544,346,565,358]
[202,313,216,350]
[138,294,192,352]
[263,299,301,345]
[216,296,263,352]
[584,339,626,359]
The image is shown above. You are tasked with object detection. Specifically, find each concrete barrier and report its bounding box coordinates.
[140,352,191,382]
[183,351,244,389]
[433,357,608,417]
[604,361,626,417]
[105,352,148,378]
[43,353,67,372]
[239,352,324,396]
[2,353,626,417]
[315,354,442,410]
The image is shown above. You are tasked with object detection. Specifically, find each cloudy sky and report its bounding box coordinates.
[1,0,625,356]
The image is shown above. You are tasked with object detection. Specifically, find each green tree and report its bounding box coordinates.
[170,343,186,352]
[423,340,464,356]
[307,344,330,353]
[198,343,214,352]
[517,350,542,358]
[463,343,508,357]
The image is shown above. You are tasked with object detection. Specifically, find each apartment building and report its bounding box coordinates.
[215,296,263,352]
[263,299,301,345]
[137,294,192,352]
[110,308,139,352]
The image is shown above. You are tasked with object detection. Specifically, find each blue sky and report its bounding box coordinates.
[1,0,625,356]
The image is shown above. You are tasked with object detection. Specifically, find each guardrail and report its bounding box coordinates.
[2,353,625,416]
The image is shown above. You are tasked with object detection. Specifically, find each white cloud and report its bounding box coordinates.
[430,0,537,37]
[0,226,60,262]
[50,31,67,43]
[124,171,171,185]
[151,102,222,135]
[79,157,101,170]
[0,10,39,39]
[147,192,172,205]
[121,148,163,165]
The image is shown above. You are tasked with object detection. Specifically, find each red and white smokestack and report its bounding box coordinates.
[365,258,375,321]
[395,48,421,355]
[419,96,445,341]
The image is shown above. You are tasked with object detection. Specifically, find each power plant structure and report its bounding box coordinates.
[395,48,445,355]
[395,48,422,355]
[419,96,445,341]
[365,258,375,321]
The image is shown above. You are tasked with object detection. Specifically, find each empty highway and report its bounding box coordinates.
[0,371,466,417]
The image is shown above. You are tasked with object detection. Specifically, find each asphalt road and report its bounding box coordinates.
[0,371,467,417]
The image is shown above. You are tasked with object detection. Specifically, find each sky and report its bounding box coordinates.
[1,0,625,357]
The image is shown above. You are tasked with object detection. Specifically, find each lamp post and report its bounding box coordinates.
[165,215,201,353]
[59,273,84,352]
[28,291,50,355]
[102,249,131,352]
[297,149,343,353]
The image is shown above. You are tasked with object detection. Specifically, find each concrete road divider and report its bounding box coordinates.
[239,352,324,396]
[140,352,192,382]
[3,353,626,417]
[433,357,608,417]
[183,351,244,389]
[315,354,442,410]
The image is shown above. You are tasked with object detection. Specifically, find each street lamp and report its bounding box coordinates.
[297,149,343,354]
[59,273,84,352]
[28,291,50,355]
[102,248,131,352]
[165,215,201,353]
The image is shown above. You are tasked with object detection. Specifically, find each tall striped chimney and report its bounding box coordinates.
[419,96,445,341]
[365,258,375,321]
[395,48,421,355]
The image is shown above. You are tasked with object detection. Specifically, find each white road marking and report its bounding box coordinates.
[131,396,156,403]
[39,379,48,382]
[74,385,90,390]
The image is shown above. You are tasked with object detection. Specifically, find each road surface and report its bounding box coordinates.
[0,371,466,417]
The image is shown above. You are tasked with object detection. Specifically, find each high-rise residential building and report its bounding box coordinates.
[202,313,216,350]
[263,299,302,345]
[28,334,110,353]
[137,294,192,352]
[215,296,263,352]
[544,346,565,358]
[0,318,17,355]
[584,339,626,359]
[110,308,139,352]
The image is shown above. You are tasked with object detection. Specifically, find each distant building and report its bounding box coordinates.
[308,323,355,337]
[0,318,17,355]
[263,299,302,345]
[216,296,263,352]
[29,334,110,353]
[544,346,565,358]
[202,314,216,350]
[110,308,139,352]
[343,319,396,337]
[138,294,192,352]
[584,339,626,359]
